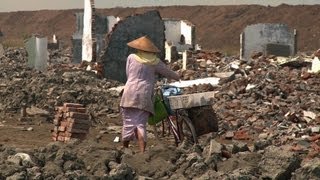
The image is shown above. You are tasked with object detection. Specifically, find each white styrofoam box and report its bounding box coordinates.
[169,77,220,88]
[167,91,217,110]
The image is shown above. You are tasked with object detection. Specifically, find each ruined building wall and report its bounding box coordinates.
[72,12,109,63]
[164,20,181,44]
[181,21,193,45]
[242,23,296,59]
[100,10,165,83]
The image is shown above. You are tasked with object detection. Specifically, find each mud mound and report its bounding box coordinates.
[1,4,320,53]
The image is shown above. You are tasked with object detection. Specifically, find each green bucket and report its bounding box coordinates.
[148,95,168,125]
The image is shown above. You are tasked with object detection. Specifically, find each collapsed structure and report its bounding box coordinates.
[72,0,120,64]
[163,18,196,62]
[240,23,297,59]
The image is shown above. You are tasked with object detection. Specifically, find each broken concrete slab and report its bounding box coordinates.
[309,57,320,73]
[100,10,165,83]
[26,106,50,116]
[303,110,316,123]
[292,158,320,180]
[258,146,301,179]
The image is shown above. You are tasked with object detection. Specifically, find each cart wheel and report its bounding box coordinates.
[178,110,198,144]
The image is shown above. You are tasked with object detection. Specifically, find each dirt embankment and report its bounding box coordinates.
[0,4,320,53]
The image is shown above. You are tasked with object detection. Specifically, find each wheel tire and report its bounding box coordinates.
[178,112,198,144]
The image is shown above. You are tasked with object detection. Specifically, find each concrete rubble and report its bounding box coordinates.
[1,43,320,178]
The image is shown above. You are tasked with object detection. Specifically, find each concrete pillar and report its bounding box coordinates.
[182,50,187,70]
[294,29,297,55]
[165,41,172,62]
[35,37,48,72]
[82,0,93,62]
[240,33,244,60]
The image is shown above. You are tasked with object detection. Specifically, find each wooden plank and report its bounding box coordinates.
[69,123,90,130]
[66,127,89,134]
[66,112,89,120]
[63,103,84,108]
[63,107,86,113]
[67,118,91,125]
[167,91,217,110]
[57,106,86,113]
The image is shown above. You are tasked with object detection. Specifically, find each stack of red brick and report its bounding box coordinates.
[52,103,90,142]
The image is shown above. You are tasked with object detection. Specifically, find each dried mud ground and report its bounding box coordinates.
[0,112,224,179]
[0,113,185,151]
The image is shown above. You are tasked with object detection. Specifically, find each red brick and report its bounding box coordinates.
[55,106,63,112]
[57,136,65,142]
[60,121,69,127]
[221,150,232,158]
[53,118,63,125]
[290,145,305,152]
[58,126,66,132]
[308,135,320,142]
[53,126,59,133]
[233,130,250,140]
[307,151,318,159]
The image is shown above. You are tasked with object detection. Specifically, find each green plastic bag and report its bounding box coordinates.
[148,95,168,125]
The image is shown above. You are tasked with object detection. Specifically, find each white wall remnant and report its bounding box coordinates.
[35,37,48,72]
[309,57,320,73]
[182,50,187,70]
[82,0,93,62]
[181,20,193,45]
[163,18,195,53]
[25,36,48,72]
[107,16,120,33]
[165,41,172,62]
[241,23,296,59]
[53,34,57,43]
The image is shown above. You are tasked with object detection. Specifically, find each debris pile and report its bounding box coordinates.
[52,103,90,142]
[0,48,123,125]
[1,45,320,179]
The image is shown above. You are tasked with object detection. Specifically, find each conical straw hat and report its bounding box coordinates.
[127,36,160,53]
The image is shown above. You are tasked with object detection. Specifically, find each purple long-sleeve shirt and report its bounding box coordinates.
[120,54,180,114]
